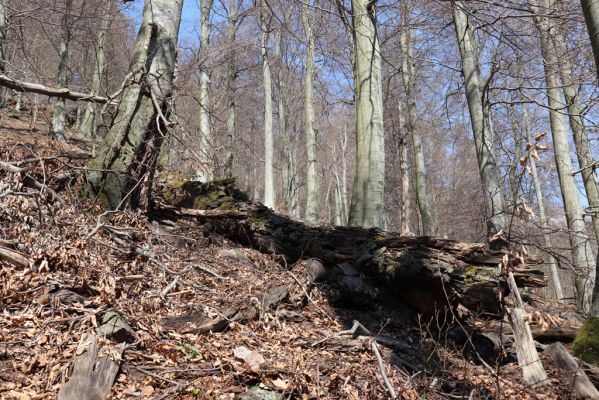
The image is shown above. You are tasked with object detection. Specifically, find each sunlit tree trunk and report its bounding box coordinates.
[80,0,111,139]
[452,1,506,243]
[531,0,596,313]
[53,0,73,142]
[582,0,599,83]
[547,1,599,246]
[197,0,214,182]
[399,1,434,235]
[521,101,564,300]
[224,0,238,177]
[302,1,319,224]
[0,1,8,109]
[276,29,292,214]
[398,105,412,235]
[348,0,385,228]
[85,0,183,209]
[259,0,274,209]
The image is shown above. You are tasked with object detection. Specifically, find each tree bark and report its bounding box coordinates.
[276,28,292,214]
[530,0,596,313]
[53,0,73,142]
[302,1,319,224]
[84,0,183,209]
[582,0,599,84]
[452,1,506,243]
[259,0,275,209]
[397,105,412,235]
[546,1,599,248]
[0,1,8,109]
[197,0,214,182]
[80,0,111,139]
[399,0,434,236]
[224,0,238,177]
[348,0,385,228]
[155,180,547,317]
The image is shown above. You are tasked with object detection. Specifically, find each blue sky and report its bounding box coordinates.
[121,0,203,41]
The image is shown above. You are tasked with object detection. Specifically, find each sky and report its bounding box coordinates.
[121,0,204,42]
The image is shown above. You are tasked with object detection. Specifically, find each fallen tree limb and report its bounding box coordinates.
[0,160,66,206]
[153,179,547,317]
[0,74,110,103]
[0,245,30,268]
[545,342,599,399]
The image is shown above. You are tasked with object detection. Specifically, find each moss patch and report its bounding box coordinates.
[572,317,599,366]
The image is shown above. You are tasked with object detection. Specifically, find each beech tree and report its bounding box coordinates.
[197,0,214,181]
[85,0,184,208]
[53,0,73,142]
[348,0,385,228]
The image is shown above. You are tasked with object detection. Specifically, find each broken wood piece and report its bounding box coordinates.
[0,245,30,268]
[57,335,124,400]
[0,73,110,103]
[194,264,225,280]
[506,272,547,385]
[97,309,136,343]
[545,342,599,399]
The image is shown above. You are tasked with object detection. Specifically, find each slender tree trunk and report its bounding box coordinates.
[53,0,73,142]
[546,2,599,247]
[259,0,274,209]
[399,0,434,236]
[0,1,8,109]
[582,0,599,83]
[521,101,564,300]
[398,105,412,236]
[197,0,214,182]
[302,1,319,224]
[224,0,238,177]
[276,29,292,214]
[530,0,596,313]
[80,0,111,139]
[452,1,506,243]
[85,0,183,209]
[348,0,385,228]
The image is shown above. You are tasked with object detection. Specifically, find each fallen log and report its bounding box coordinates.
[154,179,546,317]
[545,342,599,399]
[0,74,110,103]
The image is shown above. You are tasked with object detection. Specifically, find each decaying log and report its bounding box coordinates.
[154,179,547,317]
[545,342,599,399]
[58,335,124,400]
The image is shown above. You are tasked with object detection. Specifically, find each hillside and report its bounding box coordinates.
[0,112,595,400]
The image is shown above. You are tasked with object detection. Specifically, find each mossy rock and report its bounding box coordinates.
[572,317,599,366]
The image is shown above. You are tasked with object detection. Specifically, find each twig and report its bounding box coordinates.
[0,160,65,207]
[194,264,225,280]
[371,341,397,399]
[338,320,372,337]
[160,276,179,299]
[134,367,181,386]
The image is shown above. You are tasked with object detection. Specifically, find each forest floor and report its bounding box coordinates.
[0,111,592,399]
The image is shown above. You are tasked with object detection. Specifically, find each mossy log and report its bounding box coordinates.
[154,179,546,317]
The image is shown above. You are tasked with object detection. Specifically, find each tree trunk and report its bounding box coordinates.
[84,0,183,209]
[53,0,73,142]
[582,0,599,83]
[399,0,434,236]
[197,0,214,182]
[547,1,599,247]
[259,0,275,209]
[276,28,292,214]
[530,0,596,313]
[397,105,412,235]
[155,180,547,318]
[0,1,8,110]
[452,1,506,243]
[302,1,319,224]
[521,101,564,301]
[80,0,111,139]
[224,0,238,177]
[348,0,385,228]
